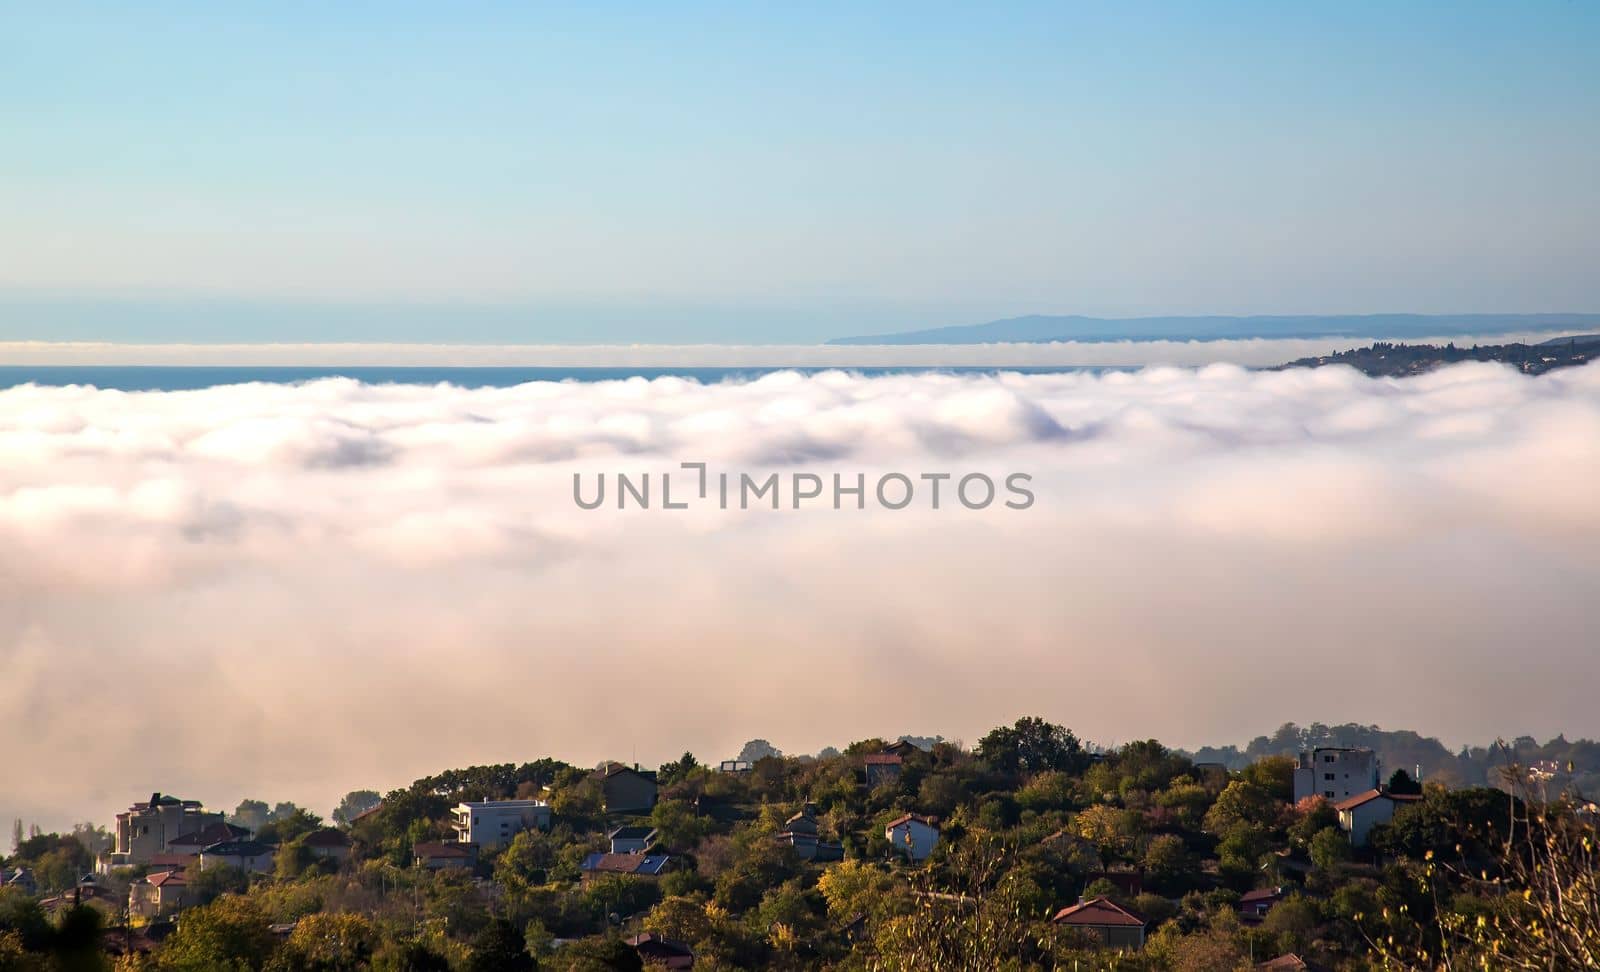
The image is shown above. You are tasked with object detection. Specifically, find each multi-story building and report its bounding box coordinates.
[451,799,552,851]
[1293,748,1380,803]
[103,793,227,870]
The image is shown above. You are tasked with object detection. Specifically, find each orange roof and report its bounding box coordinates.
[884,813,938,830]
[147,870,186,888]
[1052,896,1145,927]
[1333,789,1424,812]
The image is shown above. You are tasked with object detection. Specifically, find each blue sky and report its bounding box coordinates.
[2,2,1597,343]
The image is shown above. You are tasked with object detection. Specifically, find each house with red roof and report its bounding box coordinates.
[1238,886,1287,922]
[1334,789,1424,846]
[301,828,352,862]
[129,869,191,919]
[864,753,903,788]
[626,932,694,969]
[1051,896,1147,949]
[412,841,476,870]
[579,853,673,883]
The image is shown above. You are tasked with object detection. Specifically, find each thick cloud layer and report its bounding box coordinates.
[3,362,1599,830]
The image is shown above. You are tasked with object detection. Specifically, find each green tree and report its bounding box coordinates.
[157,895,278,971]
[649,800,710,851]
[465,919,533,972]
[1240,756,1296,802]
[976,717,1088,776]
[1203,780,1282,835]
[1142,833,1194,889]
[1309,826,1350,872]
[280,912,378,971]
[229,800,271,834]
[1387,768,1423,795]
[256,808,322,846]
[656,753,699,786]
[815,860,895,922]
[330,791,381,827]
[642,896,713,944]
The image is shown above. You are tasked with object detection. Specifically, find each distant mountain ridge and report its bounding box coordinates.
[827,313,1600,345]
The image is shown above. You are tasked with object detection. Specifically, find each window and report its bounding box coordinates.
[1323,773,1335,781]
[1324,791,1334,798]
[1324,755,1336,763]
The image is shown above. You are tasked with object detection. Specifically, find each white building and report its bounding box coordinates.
[452,800,551,851]
[1293,748,1380,804]
[885,813,940,862]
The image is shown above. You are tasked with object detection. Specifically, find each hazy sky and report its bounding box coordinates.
[3,2,1598,343]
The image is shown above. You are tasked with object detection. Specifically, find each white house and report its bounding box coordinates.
[1335,789,1424,846]
[885,813,940,862]
[1294,748,1380,804]
[452,800,551,851]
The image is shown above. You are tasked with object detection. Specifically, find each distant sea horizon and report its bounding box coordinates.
[0,364,1123,392]
[1,328,1592,389]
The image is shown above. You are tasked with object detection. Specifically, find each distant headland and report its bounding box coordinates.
[828,313,1600,345]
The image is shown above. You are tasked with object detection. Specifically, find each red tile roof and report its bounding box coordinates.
[301,828,352,848]
[884,813,938,830]
[147,870,186,888]
[1333,789,1425,812]
[1052,896,1146,927]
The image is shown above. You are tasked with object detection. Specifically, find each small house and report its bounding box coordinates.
[1051,896,1147,949]
[884,813,939,862]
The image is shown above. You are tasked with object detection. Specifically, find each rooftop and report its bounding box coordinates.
[581,852,672,876]
[414,842,475,858]
[1052,896,1146,928]
[608,825,657,841]
[455,799,549,810]
[1333,789,1425,812]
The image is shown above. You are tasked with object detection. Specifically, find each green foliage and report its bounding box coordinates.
[156,895,278,971]
[40,737,1590,970]
[1309,826,1351,872]
[465,919,533,972]
[278,911,378,971]
[655,752,699,787]
[975,717,1088,776]
[255,808,322,847]
[330,791,381,827]
[1203,779,1283,835]
[648,800,711,851]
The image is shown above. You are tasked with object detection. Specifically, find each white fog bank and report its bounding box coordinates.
[2,361,1598,830]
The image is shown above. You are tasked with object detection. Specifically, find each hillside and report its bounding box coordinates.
[1277,338,1598,377]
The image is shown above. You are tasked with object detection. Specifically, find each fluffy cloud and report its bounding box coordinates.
[3,362,1599,830]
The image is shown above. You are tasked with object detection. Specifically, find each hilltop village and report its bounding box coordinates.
[3,719,1597,970]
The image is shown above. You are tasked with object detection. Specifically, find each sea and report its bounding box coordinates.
[0,365,1113,392]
